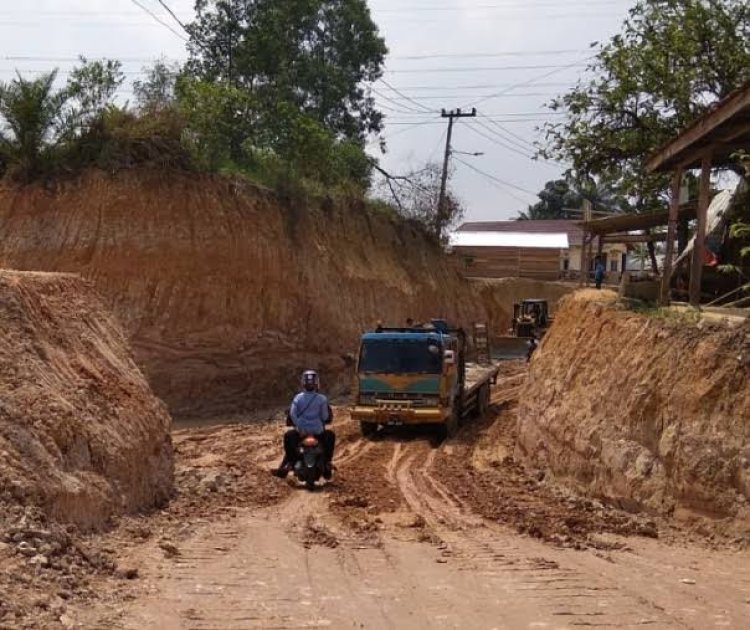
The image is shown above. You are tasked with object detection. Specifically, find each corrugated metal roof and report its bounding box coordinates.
[449,231,569,249]
[456,220,583,246]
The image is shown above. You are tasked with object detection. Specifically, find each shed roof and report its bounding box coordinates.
[580,204,698,236]
[449,231,569,249]
[646,81,750,172]
[456,220,583,246]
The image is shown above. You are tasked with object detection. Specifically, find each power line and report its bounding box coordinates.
[372,87,430,114]
[461,120,538,162]
[128,0,187,41]
[378,79,435,114]
[153,0,190,34]
[468,56,594,107]
[473,119,544,156]
[1,55,183,63]
[371,92,556,101]
[453,157,534,205]
[466,119,535,157]
[479,113,538,150]
[382,82,574,91]
[391,49,586,60]
[374,1,629,12]
[454,156,538,199]
[385,63,588,74]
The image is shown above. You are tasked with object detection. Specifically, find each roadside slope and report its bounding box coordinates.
[0,170,484,415]
[518,290,750,524]
[0,271,173,531]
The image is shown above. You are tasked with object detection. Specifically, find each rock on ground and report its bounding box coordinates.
[0,271,173,531]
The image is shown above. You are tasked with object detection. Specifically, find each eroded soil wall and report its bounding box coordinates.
[518,290,750,520]
[0,271,173,530]
[0,171,484,415]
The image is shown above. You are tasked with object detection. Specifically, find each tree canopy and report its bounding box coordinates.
[517,177,631,220]
[540,0,750,211]
[186,0,387,141]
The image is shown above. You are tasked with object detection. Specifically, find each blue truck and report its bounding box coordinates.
[350,320,499,438]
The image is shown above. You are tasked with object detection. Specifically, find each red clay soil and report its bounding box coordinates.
[0,271,173,629]
[518,290,750,533]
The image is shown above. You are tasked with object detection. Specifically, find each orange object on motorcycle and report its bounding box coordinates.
[302,436,319,447]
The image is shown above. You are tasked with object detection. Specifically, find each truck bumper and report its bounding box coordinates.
[351,406,447,425]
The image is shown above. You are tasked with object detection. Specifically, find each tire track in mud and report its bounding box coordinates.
[374,434,681,628]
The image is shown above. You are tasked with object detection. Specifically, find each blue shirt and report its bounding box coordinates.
[290,391,329,435]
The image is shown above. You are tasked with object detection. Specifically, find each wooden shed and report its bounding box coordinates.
[449,223,568,280]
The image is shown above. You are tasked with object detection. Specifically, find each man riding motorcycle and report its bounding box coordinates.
[271,370,335,480]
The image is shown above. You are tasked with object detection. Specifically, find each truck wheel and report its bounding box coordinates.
[438,408,460,441]
[360,421,377,439]
[477,384,490,418]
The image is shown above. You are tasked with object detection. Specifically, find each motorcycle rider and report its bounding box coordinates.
[271,370,335,480]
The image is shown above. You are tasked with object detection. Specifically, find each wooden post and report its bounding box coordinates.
[689,153,711,306]
[660,169,682,305]
[579,234,587,287]
[586,236,594,286]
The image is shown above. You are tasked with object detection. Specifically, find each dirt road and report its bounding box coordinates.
[68,374,749,630]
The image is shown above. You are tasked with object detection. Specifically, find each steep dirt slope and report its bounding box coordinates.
[0,171,484,415]
[0,271,173,530]
[518,290,750,523]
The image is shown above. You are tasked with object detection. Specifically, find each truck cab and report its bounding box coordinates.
[351,319,499,439]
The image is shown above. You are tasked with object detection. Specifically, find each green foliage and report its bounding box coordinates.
[0,58,125,180]
[517,176,632,220]
[540,0,750,210]
[0,71,68,179]
[186,0,387,141]
[133,59,181,112]
[373,162,464,239]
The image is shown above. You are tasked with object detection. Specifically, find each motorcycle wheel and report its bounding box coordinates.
[305,478,315,491]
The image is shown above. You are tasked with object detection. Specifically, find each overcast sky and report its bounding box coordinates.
[0,0,635,222]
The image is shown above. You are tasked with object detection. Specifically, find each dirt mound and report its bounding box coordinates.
[0,271,173,531]
[0,170,484,416]
[517,291,750,527]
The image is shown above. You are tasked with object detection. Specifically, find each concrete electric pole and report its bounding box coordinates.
[436,108,476,240]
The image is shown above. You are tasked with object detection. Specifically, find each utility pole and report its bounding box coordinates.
[436,107,476,239]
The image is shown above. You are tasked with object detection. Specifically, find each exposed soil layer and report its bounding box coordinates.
[0,271,173,629]
[518,290,750,528]
[0,171,486,416]
[0,271,173,530]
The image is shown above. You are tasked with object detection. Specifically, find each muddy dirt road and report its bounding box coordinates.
[66,370,749,630]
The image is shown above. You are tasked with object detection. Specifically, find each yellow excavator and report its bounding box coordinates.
[494,299,552,360]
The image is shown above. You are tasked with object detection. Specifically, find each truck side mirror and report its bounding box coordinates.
[444,350,455,365]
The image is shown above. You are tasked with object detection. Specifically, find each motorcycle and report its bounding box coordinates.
[293,434,326,490]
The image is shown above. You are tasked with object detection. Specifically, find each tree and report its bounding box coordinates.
[133,59,181,112]
[540,0,750,211]
[0,58,124,180]
[185,0,387,141]
[374,162,464,238]
[517,176,631,220]
[0,71,68,179]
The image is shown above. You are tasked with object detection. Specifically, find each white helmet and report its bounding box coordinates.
[301,370,319,392]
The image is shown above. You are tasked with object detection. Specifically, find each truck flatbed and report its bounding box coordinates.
[464,362,500,396]
[460,362,500,420]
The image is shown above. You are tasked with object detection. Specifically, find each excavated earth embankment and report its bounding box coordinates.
[518,290,750,526]
[0,170,486,416]
[0,271,173,531]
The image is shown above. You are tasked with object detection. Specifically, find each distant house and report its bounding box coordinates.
[449,220,628,280]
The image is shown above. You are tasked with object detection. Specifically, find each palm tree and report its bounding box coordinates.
[0,71,68,179]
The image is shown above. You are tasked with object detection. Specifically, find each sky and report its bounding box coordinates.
[0,0,636,222]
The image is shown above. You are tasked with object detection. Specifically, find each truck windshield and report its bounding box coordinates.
[358,340,443,374]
